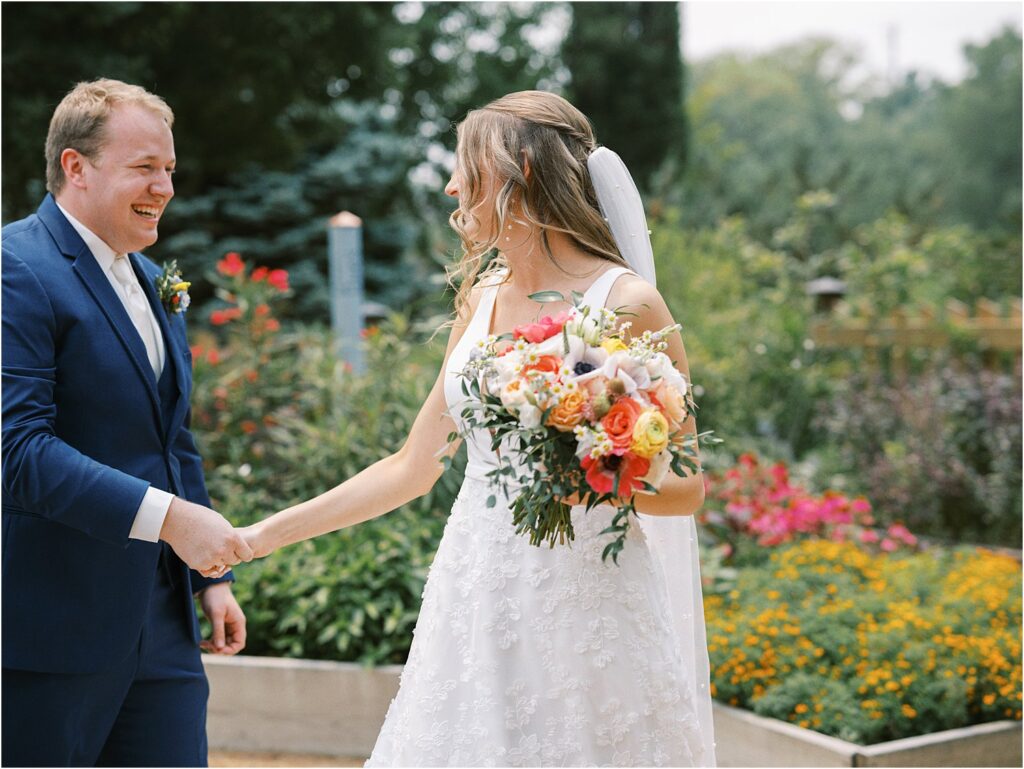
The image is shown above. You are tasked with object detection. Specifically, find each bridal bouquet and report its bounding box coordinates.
[454,291,713,563]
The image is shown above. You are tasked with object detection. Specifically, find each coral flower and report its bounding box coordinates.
[522,355,563,377]
[601,396,644,451]
[513,310,572,344]
[582,451,651,496]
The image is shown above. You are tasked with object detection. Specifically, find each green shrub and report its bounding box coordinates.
[810,362,1023,545]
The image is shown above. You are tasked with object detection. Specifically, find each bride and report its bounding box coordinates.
[236,91,717,767]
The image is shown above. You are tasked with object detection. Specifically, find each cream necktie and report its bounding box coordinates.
[111,254,164,377]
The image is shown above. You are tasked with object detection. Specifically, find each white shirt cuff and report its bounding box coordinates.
[129,487,175,542]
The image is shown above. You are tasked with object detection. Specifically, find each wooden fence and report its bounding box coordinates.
[809,298,1022,377]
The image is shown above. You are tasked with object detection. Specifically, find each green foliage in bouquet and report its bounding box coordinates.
[705,539,1022,744]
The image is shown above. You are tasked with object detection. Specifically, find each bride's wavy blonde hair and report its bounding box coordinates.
[446,91,627,324]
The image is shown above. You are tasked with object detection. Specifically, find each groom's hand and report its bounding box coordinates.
[160,497,253,573]
[199,582,246,655]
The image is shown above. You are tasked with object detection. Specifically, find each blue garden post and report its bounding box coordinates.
[327,211,366,375]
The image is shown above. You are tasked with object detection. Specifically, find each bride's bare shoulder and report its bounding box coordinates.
[607,272,670,324]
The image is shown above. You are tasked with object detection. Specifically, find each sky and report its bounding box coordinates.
[682,1,1022,84]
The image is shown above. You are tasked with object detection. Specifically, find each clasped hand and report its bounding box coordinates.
[160,497,254,578]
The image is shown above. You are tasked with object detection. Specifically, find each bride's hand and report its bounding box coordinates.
[238,521,276,560]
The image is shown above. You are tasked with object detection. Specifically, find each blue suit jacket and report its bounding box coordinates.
[2,195,228,674]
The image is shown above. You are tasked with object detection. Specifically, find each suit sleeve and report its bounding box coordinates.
[1,249,149,546]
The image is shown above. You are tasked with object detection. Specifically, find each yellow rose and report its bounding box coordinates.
[547,389,587,432]
[631,409,669,459]
[601,337,628,354]
[172,281,191,291]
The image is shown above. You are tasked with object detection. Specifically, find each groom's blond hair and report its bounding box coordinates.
[45,78,174,195]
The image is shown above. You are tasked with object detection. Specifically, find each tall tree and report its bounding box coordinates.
[563,2,686,192]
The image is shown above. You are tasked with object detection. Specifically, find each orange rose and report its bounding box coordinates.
[521,355,562,377]
[547,389,588,432]
[601,397,644,451]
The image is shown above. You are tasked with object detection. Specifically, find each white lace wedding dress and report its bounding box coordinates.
[365,267,714,767]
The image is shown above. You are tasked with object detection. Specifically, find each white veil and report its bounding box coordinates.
[588,147,717,767]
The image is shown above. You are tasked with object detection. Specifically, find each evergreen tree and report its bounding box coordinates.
[563,2,686,192]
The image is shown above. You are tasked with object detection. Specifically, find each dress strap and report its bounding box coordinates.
[582,265,634,311]
[465,269,505,339]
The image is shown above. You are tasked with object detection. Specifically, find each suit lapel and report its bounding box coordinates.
[133,254,190,439]
[69,242,164,424]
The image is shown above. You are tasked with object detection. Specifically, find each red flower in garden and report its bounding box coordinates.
[206,348,221,365]
[582,452,651,496]
[264,318,281,333]
[267,269,289,293]
[241,420,257,435]
[210,307,243,326]
[217,252,245,277]
[254,303,271,317]
[251,266,269,282]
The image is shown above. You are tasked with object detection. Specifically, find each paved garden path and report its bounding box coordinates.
[210,750,365,767]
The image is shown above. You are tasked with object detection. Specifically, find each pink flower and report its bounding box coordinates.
[859,529,880,544]
[513,310,572,344]
[880,538,898,552]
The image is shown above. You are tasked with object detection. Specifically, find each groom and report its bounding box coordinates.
[2,79,253,766]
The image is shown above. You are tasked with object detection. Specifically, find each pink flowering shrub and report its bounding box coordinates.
[701,453,919,565]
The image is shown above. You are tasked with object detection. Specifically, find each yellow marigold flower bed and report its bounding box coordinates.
[704,540,1022,744]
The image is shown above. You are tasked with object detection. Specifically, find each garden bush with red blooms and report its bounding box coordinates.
[700,452,920,569]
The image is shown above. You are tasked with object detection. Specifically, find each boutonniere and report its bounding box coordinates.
[155,260,191,316]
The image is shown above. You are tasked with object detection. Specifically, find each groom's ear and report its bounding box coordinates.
[59,148,90,191]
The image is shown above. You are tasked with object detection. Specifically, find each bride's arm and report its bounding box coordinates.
[607,276,706,518]
[243,299,479,558]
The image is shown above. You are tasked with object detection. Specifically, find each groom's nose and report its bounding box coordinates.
[151,169,174,200]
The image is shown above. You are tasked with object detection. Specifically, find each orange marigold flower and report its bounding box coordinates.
[241,420,257,435]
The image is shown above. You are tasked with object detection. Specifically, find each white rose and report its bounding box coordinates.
[493,352,523,385]
[518,403,543,430]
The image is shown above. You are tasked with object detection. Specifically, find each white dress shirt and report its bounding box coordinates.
[56,202,175,543]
